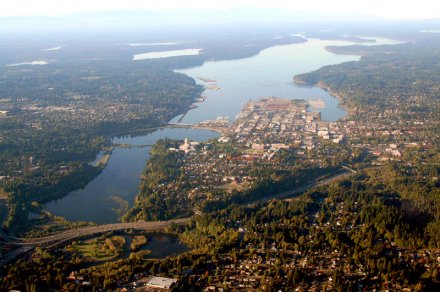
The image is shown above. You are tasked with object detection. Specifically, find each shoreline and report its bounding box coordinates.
[313,81,355,120]
[324,45,366,56]
[293,77,354,121]
[39,38,355,227]
[94,151,112,168]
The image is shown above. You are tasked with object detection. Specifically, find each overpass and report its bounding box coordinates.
[24,218,191,248]
[168,122,226,134]
[0,218,191,266]
[0,166,367,266]
[109,122,224,138]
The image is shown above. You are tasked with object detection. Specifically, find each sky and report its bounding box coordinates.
[1,0,440,20]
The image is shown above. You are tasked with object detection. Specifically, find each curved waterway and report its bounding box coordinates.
[45,128,220,224]
[176,37,401,123]
[45,37,401,224]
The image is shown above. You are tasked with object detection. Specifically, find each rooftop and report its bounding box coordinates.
[146,276,178,289]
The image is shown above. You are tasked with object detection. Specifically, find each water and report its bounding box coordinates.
[77,233,189,268]
[174,39,353,122]
[358,36,404,45]
[143,234,189,258]
[45,128,219,223]
[133,49,201,60]
[128,42,181,46]
[112,127,220,146]
[44,46,62,51]
[420,30,440,33]
[45,37,401,224]
[6,60,49,66]
[176,37,401,122]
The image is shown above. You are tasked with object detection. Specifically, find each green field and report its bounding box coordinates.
[66,234,152,264]
[67,236,125,262]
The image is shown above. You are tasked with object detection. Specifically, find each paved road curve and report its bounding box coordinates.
[0,169,358,266]
[0,218,191,266]
[25,218,191,248]
[253,170,352,204]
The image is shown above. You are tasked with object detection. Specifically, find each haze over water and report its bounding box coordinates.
[177,37,401,123]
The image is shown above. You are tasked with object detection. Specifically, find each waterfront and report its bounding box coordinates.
[176,39,357,123]
[143,234,189,259]
[176,37,401,123]
[45,37,399,224]
[45,128,219,224]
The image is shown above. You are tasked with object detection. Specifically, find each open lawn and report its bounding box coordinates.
[66,234,151,263]
[67,236,124,262]
[217,181,250,192]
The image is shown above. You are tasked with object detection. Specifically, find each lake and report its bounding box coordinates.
[45,128,220,224]
[45,36,400,224]
[143,233,189,259]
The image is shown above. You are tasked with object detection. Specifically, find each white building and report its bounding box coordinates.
[146,276,178,290]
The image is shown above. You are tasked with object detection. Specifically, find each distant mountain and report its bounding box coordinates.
[0,8,382,34]
[1,9,439,43]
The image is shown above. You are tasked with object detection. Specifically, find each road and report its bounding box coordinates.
[253,170,352,204]
[0,170,354,266]
[0,218,191,266]
[25,218,191,248]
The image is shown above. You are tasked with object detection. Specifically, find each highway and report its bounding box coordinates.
[0,218,191,266]
[0,169,357,266]
[25,218,191,248]
[253,170,353,204]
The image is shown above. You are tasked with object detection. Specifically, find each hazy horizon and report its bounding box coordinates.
[2,0,440,21]
[1,8,440,40]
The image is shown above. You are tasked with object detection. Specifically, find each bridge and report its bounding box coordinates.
[341,165,358,174]
[168,122,195,127]
[168,122,226,134]
[0,218,191,266]
[109,122,224,138]
[25,218,191,248]
[0,166,368,266]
